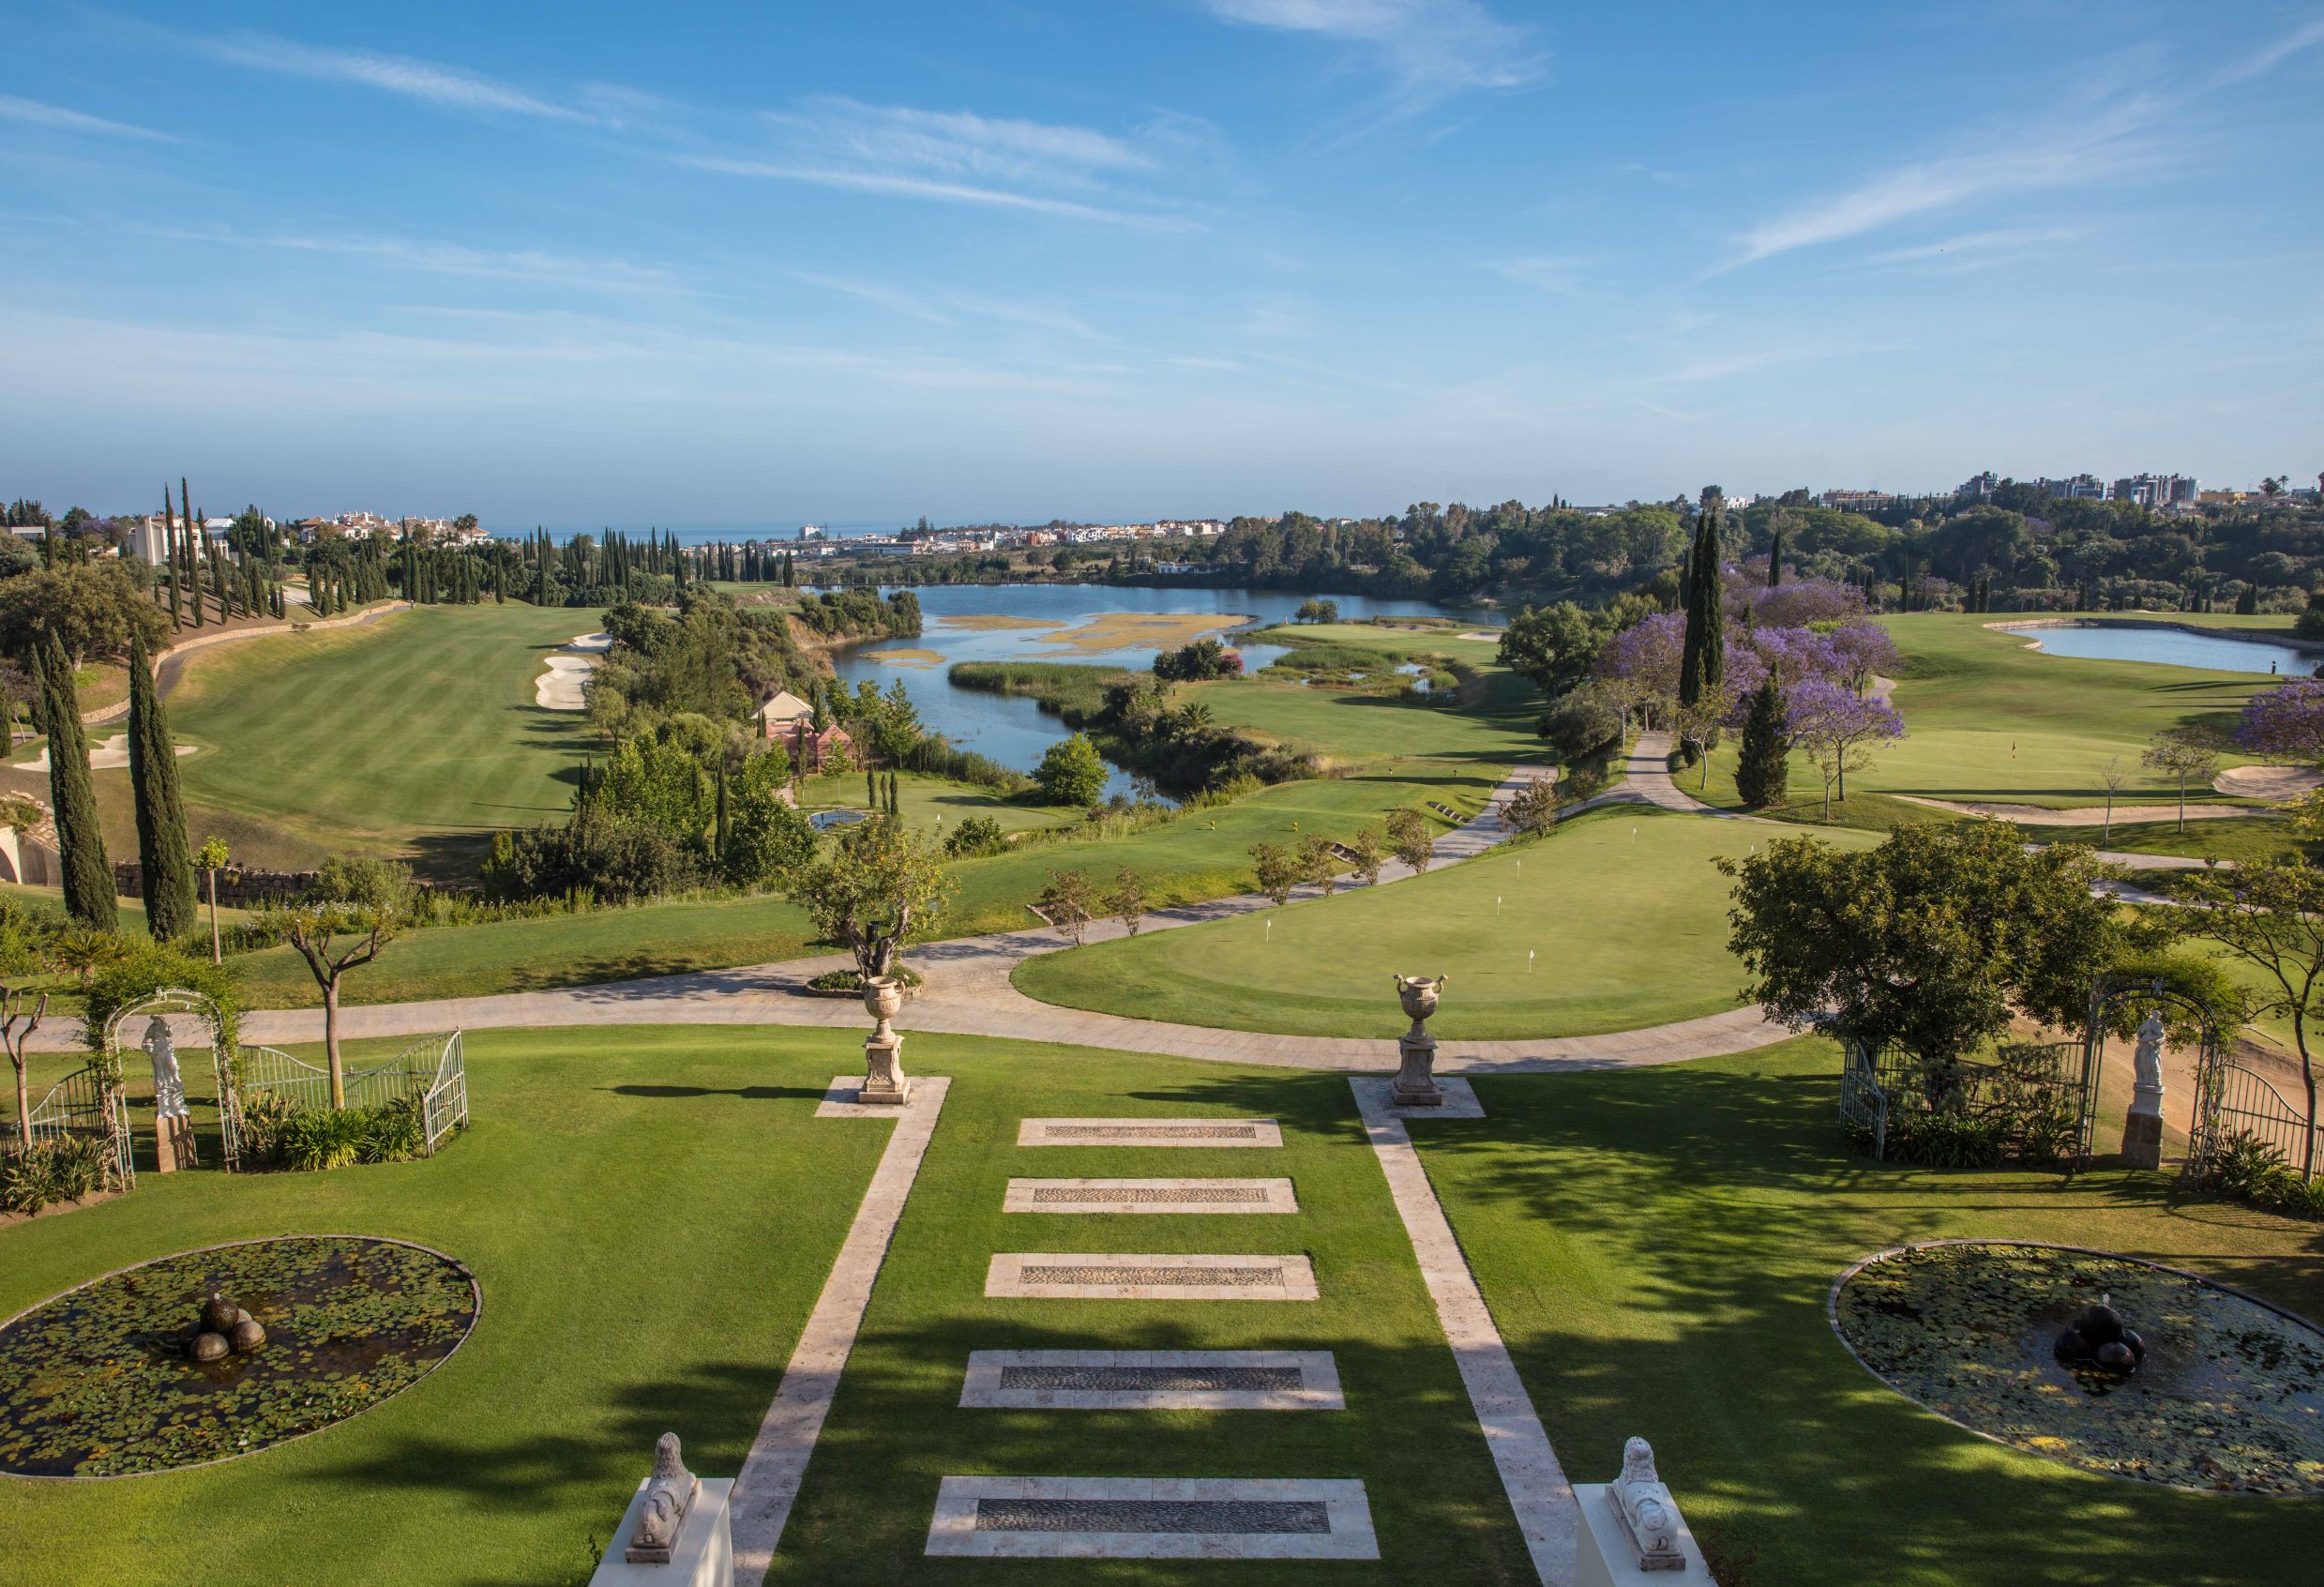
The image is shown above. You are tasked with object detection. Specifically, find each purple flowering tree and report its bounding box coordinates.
[2236,677,2324,763]
[1788,678,1906,819]
[1747,578,1865,628]
[1822,619,1900,697]
[1593,611,1684,731]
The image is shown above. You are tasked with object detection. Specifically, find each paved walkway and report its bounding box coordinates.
[1352,1078,1576,1583]
[37,755,1794,1072]
[731,1076,950,1584]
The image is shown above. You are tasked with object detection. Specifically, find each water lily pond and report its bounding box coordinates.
[1832,1242,2324,1494]
[0,1236,477,1478]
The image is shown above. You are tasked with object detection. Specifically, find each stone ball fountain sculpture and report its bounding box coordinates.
[2054,1295,2147,1375]
[186,1290,267,1364]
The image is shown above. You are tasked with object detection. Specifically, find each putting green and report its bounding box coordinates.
[1012,807,1876,1038]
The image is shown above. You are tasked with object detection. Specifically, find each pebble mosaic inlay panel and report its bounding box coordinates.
[1017,1117,1284,1148]
[976,1498,1330,1534]
[1004,1177,1298,1215]
[926,1476,1379,1559]
[986,1253,1320,1301]
[959,1350,1346,1411]
[1832,1241,2324,1494]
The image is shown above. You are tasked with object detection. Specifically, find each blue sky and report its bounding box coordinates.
[2,1,2319,528]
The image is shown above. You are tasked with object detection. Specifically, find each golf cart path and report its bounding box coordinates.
[1894,794,2260,825]
[36,746,1790,1071]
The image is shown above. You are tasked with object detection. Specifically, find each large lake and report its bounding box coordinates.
[1997,621,2318,676]
[825,583,1496,795]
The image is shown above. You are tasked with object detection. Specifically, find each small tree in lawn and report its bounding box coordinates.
[1250,841,1301,906]
[1349,824,1386,886]
[791,816,954,982]
[3,985,45,1154]
[1103,867,1148,938]
[1298,834,1338,897]
[1385,807,1434,873]
[2097,757,2127,844]
[2168,859,2324,1176]
[1733,672,1790,810]
[1504,776,1559,834]
[1035,732,1109,807]
[194,838,230,964]
[2142,729,2220,835]
[1035,869,1097,945]
[267,856,411,1107]
[1787,678,1905,820]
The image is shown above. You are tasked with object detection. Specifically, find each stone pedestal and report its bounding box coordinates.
[2120,1106,2164,1171]
[860,1035,910,1106]
[154,1112,198,1174]
[1574,1480,1712,1585]
[1390,1034,1443,1108]
[589,1478,732,1586]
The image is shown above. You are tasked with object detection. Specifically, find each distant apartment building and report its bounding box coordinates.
[798,524,826,541]
[2033,474,2107,500]
[2112,474,2198,508]
[1957,470,2000,501]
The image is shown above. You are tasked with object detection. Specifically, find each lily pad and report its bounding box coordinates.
[1832,1241,2324,1494]
[0,1236,478,1478]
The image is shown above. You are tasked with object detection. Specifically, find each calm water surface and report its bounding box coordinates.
[826,583,1494,794]
[2000,622,2318,676]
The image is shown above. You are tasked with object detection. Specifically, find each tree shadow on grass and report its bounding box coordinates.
[1111,1061,2324,1584]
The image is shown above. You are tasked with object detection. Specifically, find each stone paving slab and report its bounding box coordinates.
[1018,1117,1284,1147]
[926,1476,1378,1559]
[1348,1076,1486,1119]
[730,1078,950,1586]
[959,1349,1344,1411]
[1004,1177,1299,1215]
[814,1075,922,1118]
[1351,1078,1576,1585]
[987,1252,1319,1301]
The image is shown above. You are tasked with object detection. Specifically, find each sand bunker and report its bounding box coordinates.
[17,733,196,773]
[536,633,611,711]
[1896,794,2260,826]
[2213,764,2324,800]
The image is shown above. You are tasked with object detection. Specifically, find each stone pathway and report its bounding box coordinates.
[1350,1076,1577,1584]
[729,1076,949,1585]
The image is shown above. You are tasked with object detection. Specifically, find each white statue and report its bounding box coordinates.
[1607,1436,1686,1571]
[142,1015,189,1121]
[2131,1010,2166,1111]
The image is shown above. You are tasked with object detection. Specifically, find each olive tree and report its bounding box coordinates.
[790,817,954,981]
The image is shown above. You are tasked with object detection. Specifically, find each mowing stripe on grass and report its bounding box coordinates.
[730,1077,949,1585]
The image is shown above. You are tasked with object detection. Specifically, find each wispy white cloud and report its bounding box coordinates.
[0,93,172,140]
[790,271,957,325]
[678,154,1193,230]
[789,273,1108,338]
[1858,226,2086,266]
[192,31,586,121]
[1730,20,2324,268]
[266,234,683,295]
[1203,0,1542,98]
[1487,253,1593,292]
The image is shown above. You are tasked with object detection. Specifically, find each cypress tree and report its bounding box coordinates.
[127,629,198,939]
[867,766,878,809]
[1767,525,1784,588]
[714,759,730,863]
[163,488,183,628]
[38,635,117,930]
[184,480,205,627]
[1733,670,1789,810]
[1698,490,1726,693]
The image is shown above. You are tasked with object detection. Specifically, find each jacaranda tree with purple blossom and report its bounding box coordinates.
[2236,676,2324,763]
[1788,678,1906,819]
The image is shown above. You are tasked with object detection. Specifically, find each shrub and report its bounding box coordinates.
[1034,733,1109,807]
[805,966,922,992]
[247,1094,430,1171]
[2196,1129,2324,1219]
[0,1135,109,1214]
[943,814,1008,858]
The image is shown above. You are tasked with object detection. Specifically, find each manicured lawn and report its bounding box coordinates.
[793,768,1077,838]
[162,603,598,877]
[1012,806,1878,1038]
[1185,662,1541,771]
[1848,613,2274,808]
[1425,1035,2324,1586]
[0,1025,886,1587]
[774,1042,1536,1584]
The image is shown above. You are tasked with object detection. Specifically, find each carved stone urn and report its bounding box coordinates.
[1391,974,1447,1106]
[859,974,910,1105]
